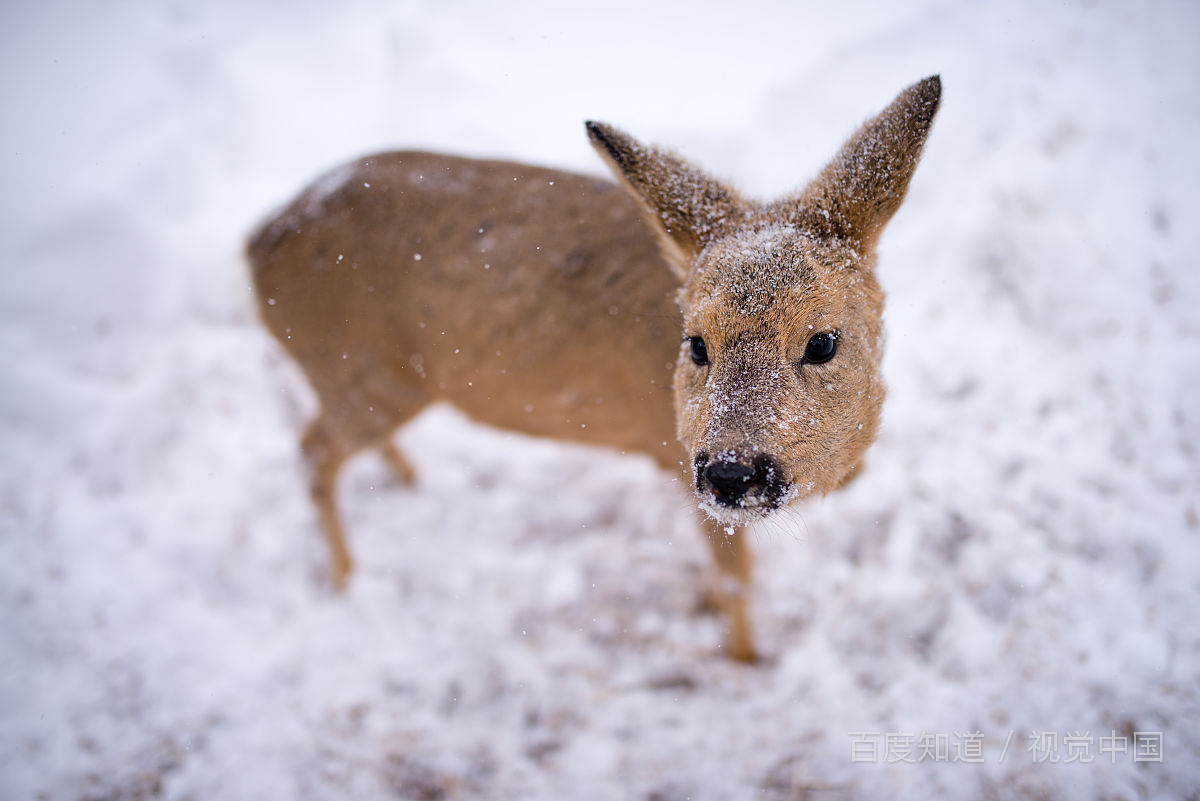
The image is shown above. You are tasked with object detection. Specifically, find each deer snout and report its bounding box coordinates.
[702,460,757,504]
[694,452,789,521]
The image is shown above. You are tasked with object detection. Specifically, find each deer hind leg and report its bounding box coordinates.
[301,413,358,589]
[301,380,429,588]
[701,518,758,663]
[380,437,417,485]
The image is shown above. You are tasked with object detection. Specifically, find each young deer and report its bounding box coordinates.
[248,76,941,661]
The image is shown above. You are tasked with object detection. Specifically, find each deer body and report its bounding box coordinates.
[249,77,941,661]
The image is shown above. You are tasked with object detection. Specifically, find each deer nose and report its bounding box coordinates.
[702,459,759,505]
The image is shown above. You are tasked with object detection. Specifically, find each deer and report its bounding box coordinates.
[247,76,941,662]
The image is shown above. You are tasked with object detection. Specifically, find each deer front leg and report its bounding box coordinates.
[701,519,757,663]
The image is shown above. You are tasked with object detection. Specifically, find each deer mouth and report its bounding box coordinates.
[693,451,796,525]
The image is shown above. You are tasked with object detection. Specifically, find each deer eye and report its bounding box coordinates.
[688,336,709,366]
[803,331,838,365]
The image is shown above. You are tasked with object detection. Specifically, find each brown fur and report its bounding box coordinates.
[248,76,941,662]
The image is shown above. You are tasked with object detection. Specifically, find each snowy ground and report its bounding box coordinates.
[2,0,1198,799]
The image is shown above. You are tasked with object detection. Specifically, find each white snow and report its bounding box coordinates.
[2,0,1198,799]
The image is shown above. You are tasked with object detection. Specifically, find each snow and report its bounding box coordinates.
[2,0,1198,799]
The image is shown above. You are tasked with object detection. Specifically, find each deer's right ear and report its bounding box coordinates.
[780,75,941,252]
[586,121,744,279]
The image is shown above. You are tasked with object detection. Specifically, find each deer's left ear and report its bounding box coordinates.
[779,75,941,252]
[586,121,746,278]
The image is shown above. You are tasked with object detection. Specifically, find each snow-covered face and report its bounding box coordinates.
[587,77,938,526]
[673,225,886,525]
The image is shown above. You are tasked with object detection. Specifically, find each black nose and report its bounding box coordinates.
[702,459,759,505]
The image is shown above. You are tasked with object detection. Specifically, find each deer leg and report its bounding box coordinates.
[301,414,354,589]
[701,519,758,663]
[379,437,417,485]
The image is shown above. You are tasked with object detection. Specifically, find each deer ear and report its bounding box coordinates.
[586,121,745,278]
[782,75,941,252]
